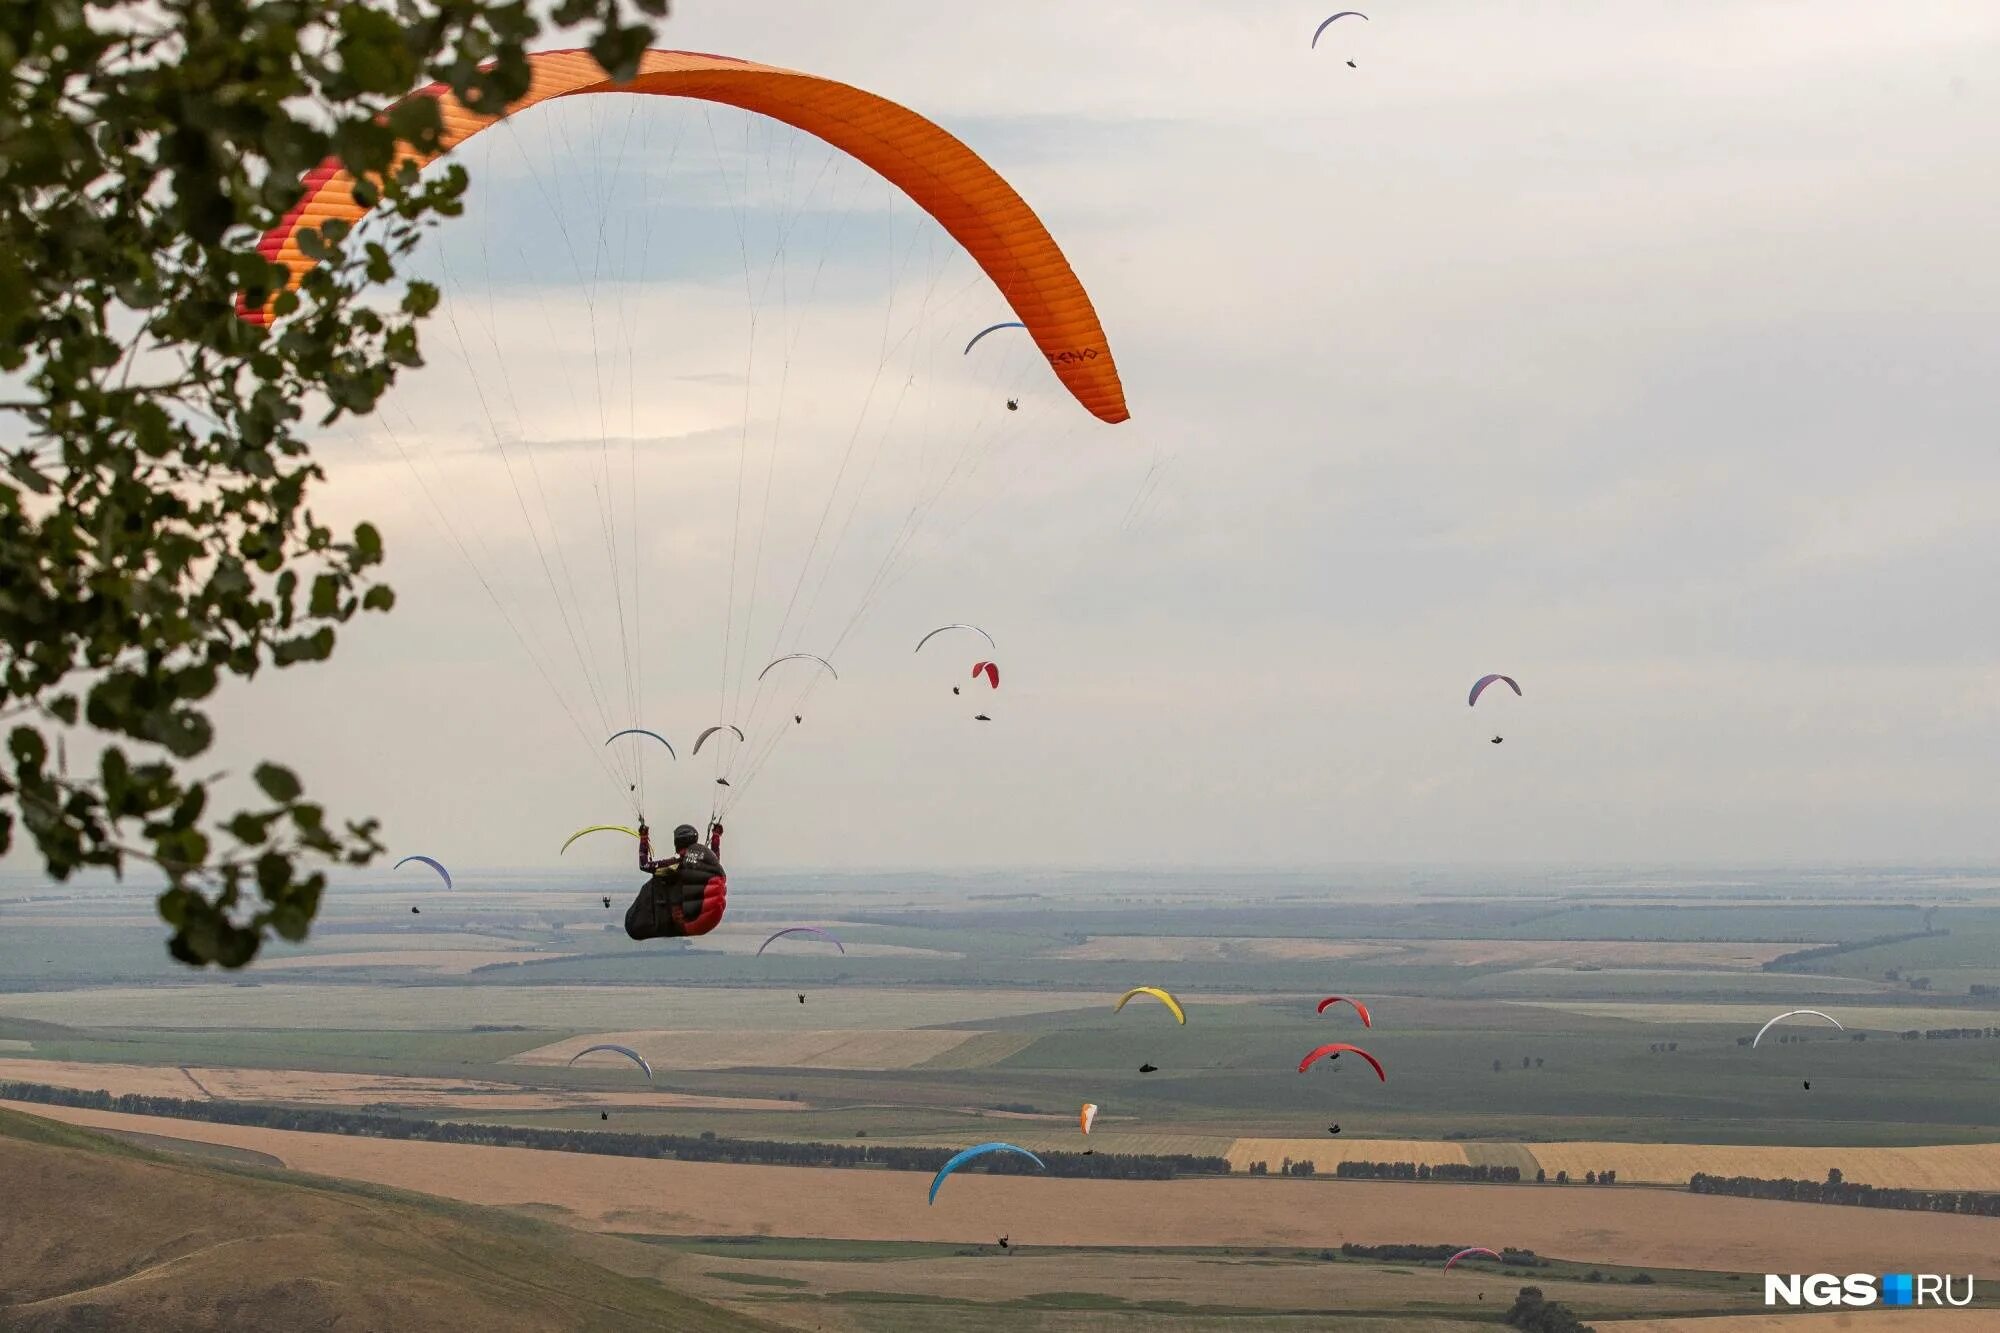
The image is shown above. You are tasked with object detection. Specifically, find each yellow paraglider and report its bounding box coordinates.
[1113,986,1187,1025]
[242,49,1129,424]
[560,824,639,856]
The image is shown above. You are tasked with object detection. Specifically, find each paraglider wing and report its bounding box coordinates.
[560,824,640,855]
[605,727,676,758]
[567,1044,654,1081]
[1316,995,1373,1027]
[393,855,453,890]
[915,624,998,654]
[973,661,1000,689]
[242,50,1130,424]
[1445,1247,1502,1272]
[758,653,838,683]
[1113,986,1187,1025]
[927,1141,1047,1204]
[1467,674,1522,707]
[692,724,747,755]
[756,926,847,955]
[1751,1009,1845,1048]
[1299,1043,1386,1081]
[1310,11,1369,48]
[1080,1102,1099,1135]
[962,321,1027,356]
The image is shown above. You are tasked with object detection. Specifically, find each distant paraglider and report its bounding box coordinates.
[1446,1248,1503,1272]
[963,321,1027,357]
[916,625,998,654]
[1311,11,1368,54]
[1080,1103,1099,1135]
[1468,674,1521,707]
[1299,1043,1387,1081]
[1114,986,1187,1024]
[1751,1009,1844,1047]
[928,1142,1046,1204]
[1316,996,1372,1027]
[605,728,676,759]
[973,661,1001,690]
[394,855,452,890]
[561,824,640,856]
[567,1044,654,1081]
[757,926,846,955]
[758,653,838,682]
[692,724,746,756]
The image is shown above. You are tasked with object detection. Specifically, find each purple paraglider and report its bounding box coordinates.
[1467,674,1521,708]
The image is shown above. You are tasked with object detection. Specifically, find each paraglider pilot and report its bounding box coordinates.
[623,820,728,939]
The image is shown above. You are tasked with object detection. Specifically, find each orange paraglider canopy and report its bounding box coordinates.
[241,48,1129,424]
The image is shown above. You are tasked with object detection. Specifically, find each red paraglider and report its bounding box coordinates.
[1315,995,1372,1027]
[1299,1043,1386,1081]
[972,661,1000,689]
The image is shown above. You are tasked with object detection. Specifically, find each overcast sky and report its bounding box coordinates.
[62,0,2000,877]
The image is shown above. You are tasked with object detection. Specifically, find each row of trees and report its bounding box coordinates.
[1689,1169,2000,1216]
[1763,929,1941,972]
[1338,1242,1543,1266]
[1332,1161,1524,1182]
[0,1082,1230,1180]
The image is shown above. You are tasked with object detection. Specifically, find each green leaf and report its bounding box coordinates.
[252,763,302,802]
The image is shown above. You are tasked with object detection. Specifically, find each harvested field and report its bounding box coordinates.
[511,1030,986,1072]
[1529,1139,2000,1191]
[0,1059,796,1113]
[1047,936,1402,963]
[910,1032,1035,1069]
[1395,940,1797,969]
[13,1101,2000,1274]
[1223,1137,2000,1191]
[0,984,1111,1031]
[256,949,562,974]
[1516,1001,1999,1030]
[0,1060,205,1098]
[1226,1138,1472,1172]
[272,931,530,953]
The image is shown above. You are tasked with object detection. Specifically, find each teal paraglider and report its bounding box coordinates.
[928,1142,1046,1204]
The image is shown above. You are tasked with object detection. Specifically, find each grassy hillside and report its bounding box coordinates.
[0,1105,773,1333]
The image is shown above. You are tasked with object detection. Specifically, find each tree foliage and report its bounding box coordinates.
[0,0,665,965]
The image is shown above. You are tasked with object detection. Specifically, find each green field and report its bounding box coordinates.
[7,871,2000,1151]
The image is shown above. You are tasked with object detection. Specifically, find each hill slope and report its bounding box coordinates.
[0,1106,773,1333]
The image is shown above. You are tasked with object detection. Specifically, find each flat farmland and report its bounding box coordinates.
[1221,1136,2000,1190]
[256,949,563,974]
[1529,1139,2000,1190]
[1391,940,1799,970]
[1516,1001,2000,1030]
[0,1058,797,1112]
[0,984,1111,1031]
[1045,937,1402,964]
[512,1030,992,1072]
[12,1101,2000,1275]
[676,1251,1727,1319]
[1224,1138,1472,1171]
